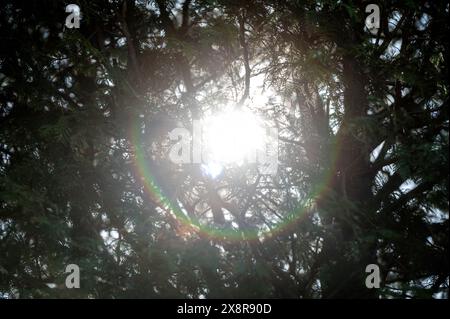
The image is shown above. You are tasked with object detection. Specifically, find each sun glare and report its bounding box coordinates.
[201,109,266,177]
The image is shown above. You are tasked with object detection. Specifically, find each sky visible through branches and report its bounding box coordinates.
[0,0,448,300]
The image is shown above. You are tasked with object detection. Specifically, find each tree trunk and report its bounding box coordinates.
[319,56,378,298]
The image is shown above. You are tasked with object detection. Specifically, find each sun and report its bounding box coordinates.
[201,109,266,177]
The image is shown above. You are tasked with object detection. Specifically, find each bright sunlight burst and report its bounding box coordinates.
[201,109,266,177]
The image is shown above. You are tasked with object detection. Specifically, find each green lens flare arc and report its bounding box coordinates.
[131,121,340,242]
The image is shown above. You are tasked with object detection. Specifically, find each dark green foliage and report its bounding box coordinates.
[0,0,448,298]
